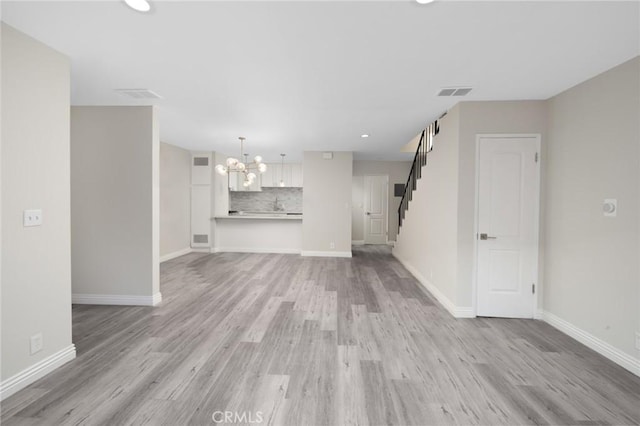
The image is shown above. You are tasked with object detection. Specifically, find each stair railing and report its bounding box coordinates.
[397,120,439,229]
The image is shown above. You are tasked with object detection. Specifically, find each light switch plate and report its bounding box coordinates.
[24,209,43,227]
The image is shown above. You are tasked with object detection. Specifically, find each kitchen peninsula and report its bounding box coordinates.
[213,187,303,253]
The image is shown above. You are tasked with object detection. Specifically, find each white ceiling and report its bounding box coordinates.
[2,1,639,162]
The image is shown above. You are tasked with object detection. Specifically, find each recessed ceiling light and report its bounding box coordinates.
[361,134,369,138]
[416,0,435,4]
[124,0,151,13]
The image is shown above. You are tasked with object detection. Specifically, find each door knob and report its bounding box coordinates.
[480,233,497,240]
[366,212,371,215]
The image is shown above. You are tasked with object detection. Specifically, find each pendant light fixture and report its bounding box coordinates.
[215,137,267,187]
[279,154,286,187]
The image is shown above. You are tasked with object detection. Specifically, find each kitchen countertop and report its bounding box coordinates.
[214,213,303,220]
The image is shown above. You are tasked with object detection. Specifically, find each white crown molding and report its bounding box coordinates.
[73,292,162,307]
[540,310,640,377]
[0,345,76,401]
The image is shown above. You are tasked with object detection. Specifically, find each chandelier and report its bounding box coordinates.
[215,137,267,187]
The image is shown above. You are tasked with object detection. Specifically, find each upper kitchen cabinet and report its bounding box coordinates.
[290,164,303,187]
[260,164,275,188]
[229,172,261,192]
[261,163,303,187]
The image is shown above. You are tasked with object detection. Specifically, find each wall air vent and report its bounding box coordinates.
[114,89,163,99]
[193,234,208,244]
[437,87,473,97]
[193,157,209,166]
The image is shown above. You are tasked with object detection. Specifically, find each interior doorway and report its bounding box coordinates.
[364,175,389,244]
[475,135,541,318]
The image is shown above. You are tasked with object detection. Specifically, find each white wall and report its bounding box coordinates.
[352,160,412,242]
[160,142,191,259]
[393,106,461,310]
[71,106,160,304]
[544,57,639,359]
[1,24,74,395]
[302,151,352,256]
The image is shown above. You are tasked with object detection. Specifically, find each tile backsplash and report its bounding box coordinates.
[229,187,303,213]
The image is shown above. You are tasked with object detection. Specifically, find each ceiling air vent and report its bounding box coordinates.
[114,89,163,99]
[437,87,472,97]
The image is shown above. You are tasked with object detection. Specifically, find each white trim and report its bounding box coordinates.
[539,310,640,377]
[301,250,352,258]
[151,292,163,306]
[352,240,365,246]
[0,344,76,401]
[213,247,300,254]
[191,248,211,253]
[72,292,163,306]
[394,253,474,319]
[473,134,541,319]
[160,247,192,263]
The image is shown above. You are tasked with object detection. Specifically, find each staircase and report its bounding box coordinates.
[397,120,440,230]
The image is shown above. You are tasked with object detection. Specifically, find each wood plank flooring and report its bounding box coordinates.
[2,245,639,425]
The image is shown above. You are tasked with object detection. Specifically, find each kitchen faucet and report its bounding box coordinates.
[274,196,285,211]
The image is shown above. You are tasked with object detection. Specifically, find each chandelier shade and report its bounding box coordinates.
[215,137,267,187]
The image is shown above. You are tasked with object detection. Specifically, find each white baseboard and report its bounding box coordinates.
[151,292,163,306]
[0,344,76,401]
[539,310,640,377]
[191,248,211,253]
[73,292,162,307]
[352,240,365,246]
[393,253,474,318]
[160,247,192,263]
[213,247,301,254]
[301,250,352,258]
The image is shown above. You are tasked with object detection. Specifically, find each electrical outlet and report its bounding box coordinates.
[30,333,43,355]
[24,209,43,227]
[329,242,335,249]
[635,332,640,351]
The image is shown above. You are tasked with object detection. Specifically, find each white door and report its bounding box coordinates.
[476,135,540,318]
[364,175,388,244]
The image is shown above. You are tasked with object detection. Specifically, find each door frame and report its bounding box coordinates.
[363,174,389,245]
[472,134,542,318]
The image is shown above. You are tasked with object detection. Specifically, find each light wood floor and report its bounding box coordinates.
[2,245,640,425]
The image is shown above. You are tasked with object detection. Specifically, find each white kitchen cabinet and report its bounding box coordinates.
[229,172,261,192]
[260,164,276,187]
[262,163,303,187]
[290,164,303,187]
